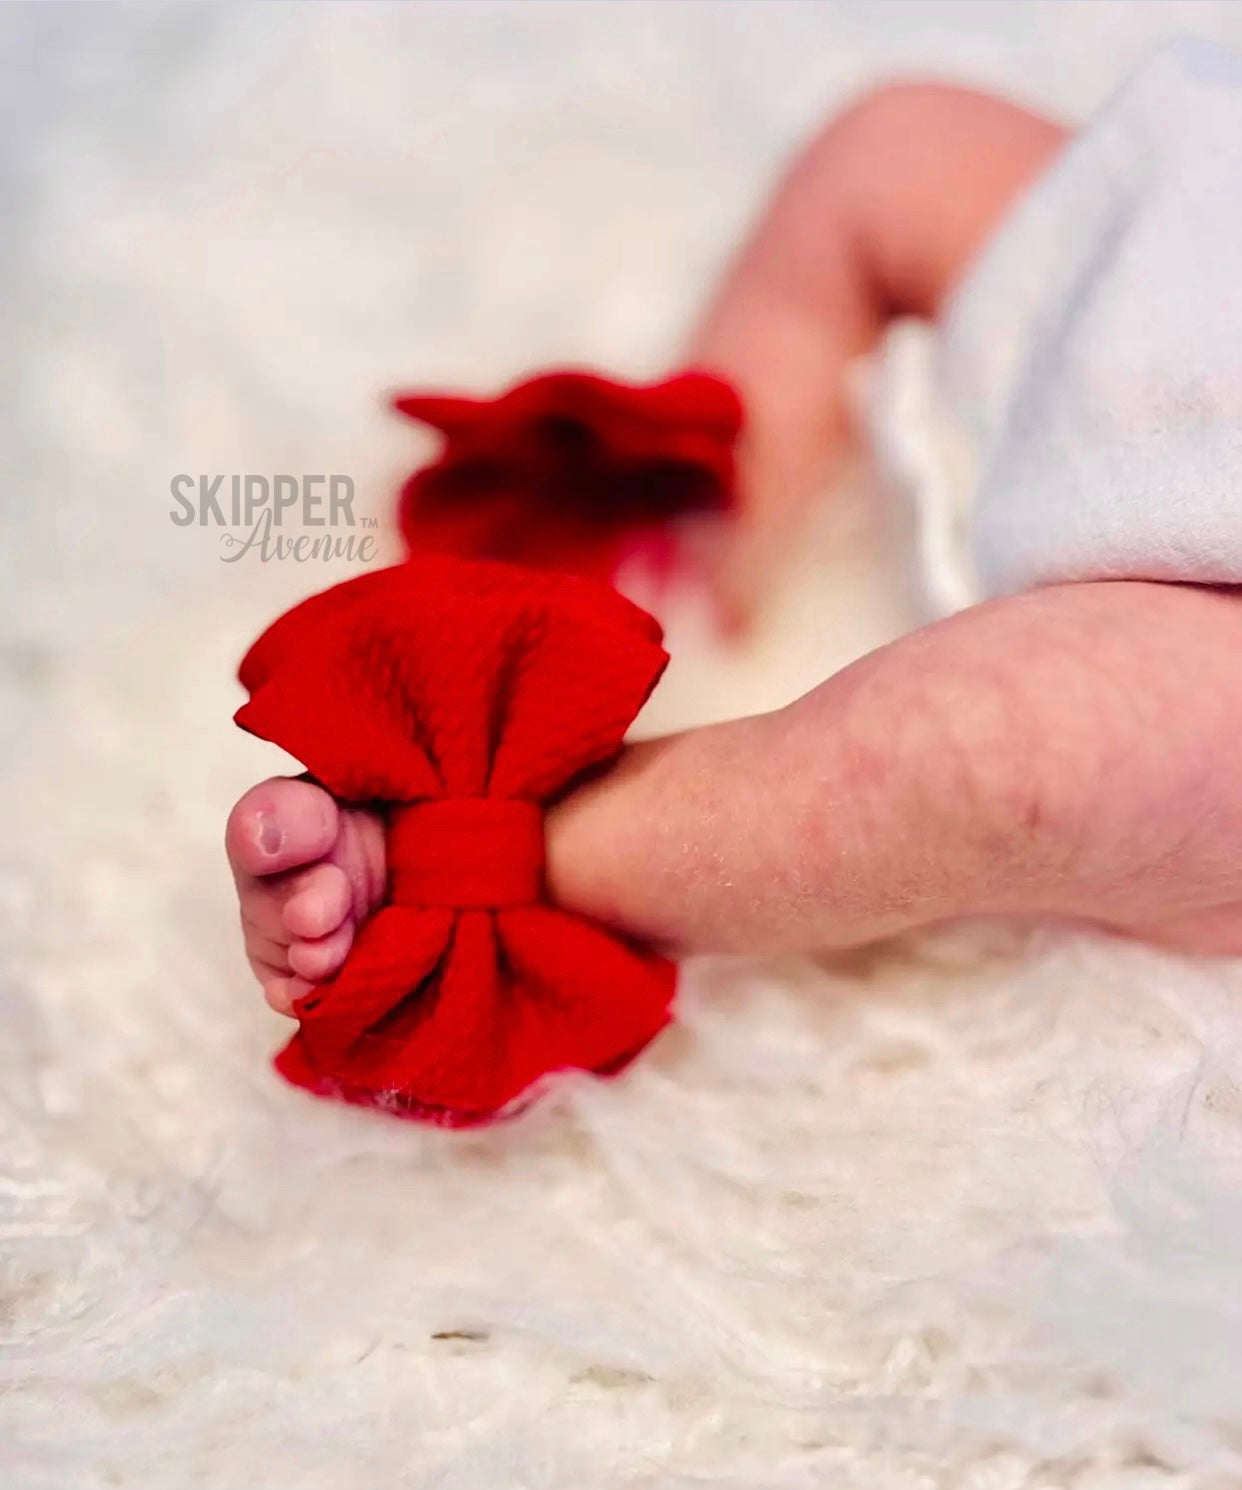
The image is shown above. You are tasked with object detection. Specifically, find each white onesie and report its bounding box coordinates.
[869,37,1242,617]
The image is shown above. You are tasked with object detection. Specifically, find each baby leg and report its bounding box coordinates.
[687,83,1067,623]
[547,581,1242,956]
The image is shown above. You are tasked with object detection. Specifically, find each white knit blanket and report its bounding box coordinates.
[6,6,1242,1486]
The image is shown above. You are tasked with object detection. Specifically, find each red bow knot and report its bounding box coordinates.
[235,558,676,1125]
[387,799,545,910]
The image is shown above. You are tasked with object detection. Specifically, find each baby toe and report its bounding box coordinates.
[264,973,317,1017]
[244,921,293,975]
[282,863,352,940]
[227,777,339,882]
[287,920,355,983]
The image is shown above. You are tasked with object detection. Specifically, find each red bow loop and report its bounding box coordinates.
[235,557,676,1125]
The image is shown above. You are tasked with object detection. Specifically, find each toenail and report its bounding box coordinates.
[257,813,283,856]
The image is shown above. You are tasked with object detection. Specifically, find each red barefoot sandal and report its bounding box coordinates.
[235,558,675,1125]
[392,368,743,579]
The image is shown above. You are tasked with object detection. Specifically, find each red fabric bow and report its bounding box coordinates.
[235,558,676,1125]
[392,368,743,579]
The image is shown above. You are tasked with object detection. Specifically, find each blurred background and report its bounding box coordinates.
[8,6,1242,1487]
[8,0,1242,680]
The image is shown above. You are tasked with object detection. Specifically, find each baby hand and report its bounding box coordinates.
[226,778,386,1014]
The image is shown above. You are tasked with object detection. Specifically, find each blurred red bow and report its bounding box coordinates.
[392,368,743,579]
[235,559,675,1125]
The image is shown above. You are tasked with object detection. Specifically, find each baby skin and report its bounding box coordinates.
[228,84,1242,1017]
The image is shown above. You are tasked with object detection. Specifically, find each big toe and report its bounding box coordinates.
[226,776,339,882]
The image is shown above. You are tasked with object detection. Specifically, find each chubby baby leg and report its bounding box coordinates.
[546,581,1242,957]
[687,83,1067,623]
[229,581,1242,1016]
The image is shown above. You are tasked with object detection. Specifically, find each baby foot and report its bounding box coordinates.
[226,777,386,1014]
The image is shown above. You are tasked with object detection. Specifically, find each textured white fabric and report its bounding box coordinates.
[875,37,1242,609]
[11,8,1242,1488]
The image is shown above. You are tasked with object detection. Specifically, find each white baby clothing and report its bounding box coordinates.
[870,37,1242,616]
